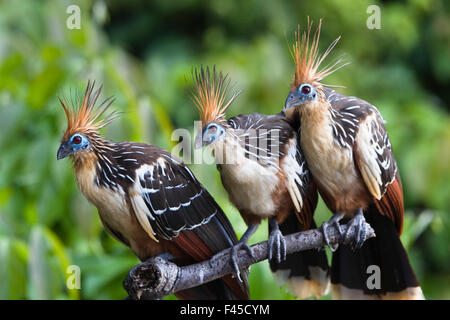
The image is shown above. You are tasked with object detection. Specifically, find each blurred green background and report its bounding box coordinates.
[0,0,448,300]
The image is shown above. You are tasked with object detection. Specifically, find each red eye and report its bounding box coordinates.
[301,85,311,95]
[72,136,82,144]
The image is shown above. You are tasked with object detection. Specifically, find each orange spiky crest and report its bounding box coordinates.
[289,18,348,90]
[59,81,118,141]
[191,66,241,128]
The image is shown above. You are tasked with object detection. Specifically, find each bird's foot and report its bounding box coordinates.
[268,221,286,264]
[320,212,344,252]
[230,240,254,282]
[229,224,258,282]
[344,209,367,250]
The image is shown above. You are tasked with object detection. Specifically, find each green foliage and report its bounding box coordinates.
[0,0,448,299]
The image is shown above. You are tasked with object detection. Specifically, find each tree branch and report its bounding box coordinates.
[123,222,375,300]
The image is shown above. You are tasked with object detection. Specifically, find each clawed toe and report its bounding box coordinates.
[230,242,254,282]
[229,224,258,281]
[321,221,338,252]
[320,212,344,252]
[268,229,286,263]
[344,209,367,250]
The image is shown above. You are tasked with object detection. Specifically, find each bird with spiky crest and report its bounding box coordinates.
[283,19,423,299]
[191,66,330,299]
[57,81,249,300]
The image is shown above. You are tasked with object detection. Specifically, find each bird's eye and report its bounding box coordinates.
[301,85,311,95]
[208,125,217,134]
[72,136,82,144]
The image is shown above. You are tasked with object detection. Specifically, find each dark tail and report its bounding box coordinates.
[269,212,330,299]
[330,205,424,299]
[172,213,250,300]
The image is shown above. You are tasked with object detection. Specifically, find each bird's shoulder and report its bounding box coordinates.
[110,142,225,240]
[113,142,181,164]
[323,88,388,149]
[324,87,382,121]
[227,112,297,144]
[98,142,194,189]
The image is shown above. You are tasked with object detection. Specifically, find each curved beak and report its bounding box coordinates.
[284,91,303,110]
[284,87,318,110]
[57,142,73,160]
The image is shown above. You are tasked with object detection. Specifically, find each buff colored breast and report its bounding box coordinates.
[300,111,370,214]
[73,153,160,259]
[216,137,280,218]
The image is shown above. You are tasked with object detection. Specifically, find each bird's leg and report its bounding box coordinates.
[268,218,286,264]
[320,212,345,252]
[344,208,367,250]
[230,224,258,282]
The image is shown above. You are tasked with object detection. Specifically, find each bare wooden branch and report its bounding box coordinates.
[123,222,375,300]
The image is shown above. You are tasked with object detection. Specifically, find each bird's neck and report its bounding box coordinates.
[72,149,98,173]
[299,102,336,157]
[72,136,118,197]
[210,131,244,167]
[72,135,115,166]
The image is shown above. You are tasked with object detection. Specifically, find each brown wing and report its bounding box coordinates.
[124,145,249,299]
[372,172,404,234]
[323,88,404,234]
[352,105,404,234]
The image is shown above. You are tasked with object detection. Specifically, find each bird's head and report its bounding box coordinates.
[191,66,241,149]
[284,82,319,116]
[57,132,91,160]
[57,81,117,161]
[283,19,348,118]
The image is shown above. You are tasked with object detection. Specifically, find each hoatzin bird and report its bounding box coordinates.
[56,81,249,300]
[283,20,424,299]
[191,66,329,299]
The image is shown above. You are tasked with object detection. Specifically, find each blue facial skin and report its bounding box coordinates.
[69,134,90,152]
[57,133,90,160]
[284,83,318,110]
[201,122,226,147]
[297,83,317,102]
